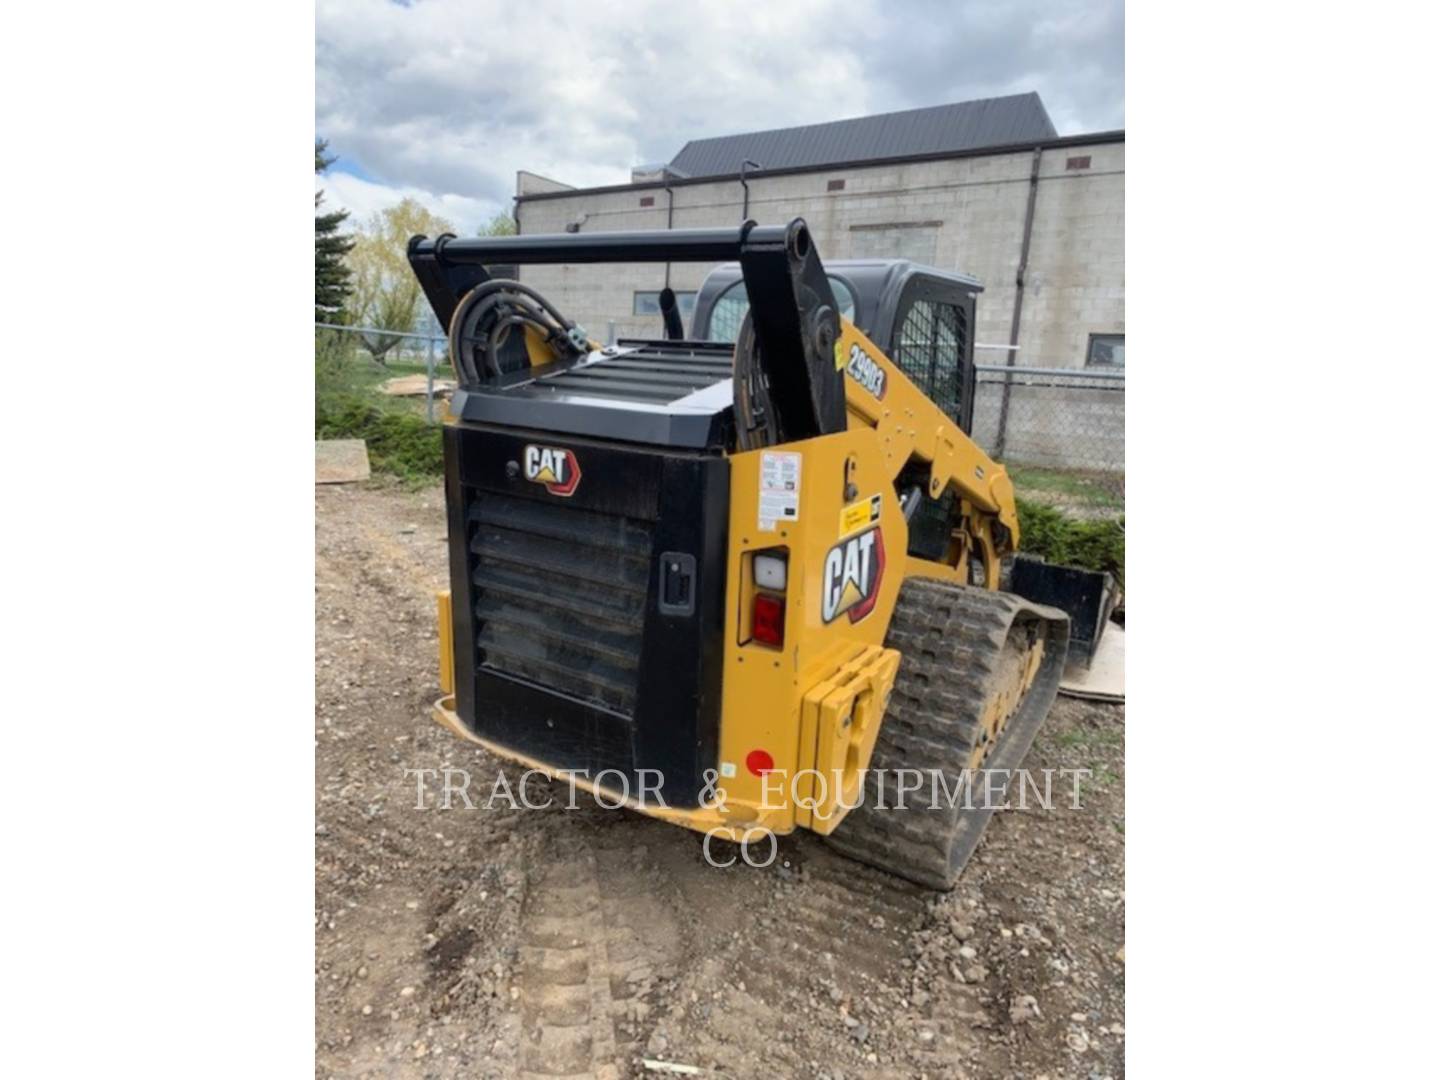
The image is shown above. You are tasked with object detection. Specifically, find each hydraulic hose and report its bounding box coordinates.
[448,279,588,385]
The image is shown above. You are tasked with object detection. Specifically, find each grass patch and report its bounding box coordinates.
[1016,498,1125,588]
[1054,726,1124,750]
[316,336,443,483]
[1009,465,1124,510]
[366,360,434,379]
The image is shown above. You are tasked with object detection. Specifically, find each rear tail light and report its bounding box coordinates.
[752,593,785,647]
[753,552,788,591]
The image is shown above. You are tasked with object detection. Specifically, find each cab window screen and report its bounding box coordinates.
[894,299,969,424]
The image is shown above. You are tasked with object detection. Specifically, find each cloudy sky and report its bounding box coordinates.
[316,0,1124,234]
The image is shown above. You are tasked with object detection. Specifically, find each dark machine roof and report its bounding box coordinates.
[668,93,1058,179]
[690,259,982,345]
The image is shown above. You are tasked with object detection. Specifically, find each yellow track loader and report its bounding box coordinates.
[408,219,1075,889]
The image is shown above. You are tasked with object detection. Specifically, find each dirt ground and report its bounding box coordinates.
[316,480,1125,1080]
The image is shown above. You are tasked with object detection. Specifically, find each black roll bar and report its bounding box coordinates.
[408,218,847,442]
[408,223,793,266]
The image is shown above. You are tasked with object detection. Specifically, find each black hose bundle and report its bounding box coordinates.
[732,312,780,450]
[448,279,590,385]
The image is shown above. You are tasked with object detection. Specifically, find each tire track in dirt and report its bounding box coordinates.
[647,838,934,1075]
[515,829,622,1080]
[586,821,689,1064]
[506,808,696,1079]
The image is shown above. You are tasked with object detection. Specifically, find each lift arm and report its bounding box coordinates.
[835,317,1021,586]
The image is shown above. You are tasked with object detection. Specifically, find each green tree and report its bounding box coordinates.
[346,198,455,365]
[478,211,517,237]
[314,139,354,322]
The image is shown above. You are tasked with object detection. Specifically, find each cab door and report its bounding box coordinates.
[886,276,977,434]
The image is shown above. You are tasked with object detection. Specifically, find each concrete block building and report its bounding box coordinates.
[509,93,1124,473]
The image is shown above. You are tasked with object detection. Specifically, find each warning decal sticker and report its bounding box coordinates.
[758,451,802,532]
[839,494,882,537]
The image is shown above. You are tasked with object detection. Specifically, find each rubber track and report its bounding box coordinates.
[825,579,1070,890]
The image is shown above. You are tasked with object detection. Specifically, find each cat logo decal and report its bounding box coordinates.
[821,527,885,624]
[522,444,581,497]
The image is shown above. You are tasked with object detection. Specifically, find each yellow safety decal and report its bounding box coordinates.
[839,493,882,537]
[834,340,846,370]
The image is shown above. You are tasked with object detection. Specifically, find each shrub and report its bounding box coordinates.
[316,395,443,482]
[1016,498,1125,588]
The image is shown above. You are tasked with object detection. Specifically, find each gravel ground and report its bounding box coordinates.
[316,479,1125,1079]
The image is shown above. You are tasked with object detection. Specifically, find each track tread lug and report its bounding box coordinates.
[825,579,1069,889]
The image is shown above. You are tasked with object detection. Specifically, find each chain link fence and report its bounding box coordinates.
[972,347,1124,511]
[314,324,1124,510]
[891,331,1125,512]
[315,322,449,421]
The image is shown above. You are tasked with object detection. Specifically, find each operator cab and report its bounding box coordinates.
[690,259,983,434]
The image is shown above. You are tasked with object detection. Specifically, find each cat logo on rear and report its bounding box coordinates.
[821,527,886,624]
[523,444,581,496]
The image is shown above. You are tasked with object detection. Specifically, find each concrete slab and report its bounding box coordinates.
[315,439,371,484]
[1060,623,1124,703]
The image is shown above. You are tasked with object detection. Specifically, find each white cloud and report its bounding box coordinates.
[315,168,495,234]
[316,0,1123,220]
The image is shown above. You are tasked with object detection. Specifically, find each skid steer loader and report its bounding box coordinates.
[408,219,1078,889]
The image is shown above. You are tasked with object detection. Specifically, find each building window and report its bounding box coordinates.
[1086,334,1125,368]
[639,195,655,207]
[827,178,846,192]
[633,290,697,317]
[1066,155,1092,171]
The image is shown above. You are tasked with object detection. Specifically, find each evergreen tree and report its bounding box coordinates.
[315,139,354,321]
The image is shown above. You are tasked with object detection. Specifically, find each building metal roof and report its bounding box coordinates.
[667,93,1058,179]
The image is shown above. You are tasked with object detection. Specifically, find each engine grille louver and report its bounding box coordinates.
[528,342,735,405]
[466,491,653,717]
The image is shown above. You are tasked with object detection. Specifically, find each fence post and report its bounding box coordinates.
[994,367,1012,458]
[996,146,1043,459]
[426,335,436,423]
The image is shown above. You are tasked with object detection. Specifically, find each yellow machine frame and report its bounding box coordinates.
[432,318,1020,841]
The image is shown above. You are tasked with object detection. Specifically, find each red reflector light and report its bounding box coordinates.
[746,749,775,776]
[752,593,785,647]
